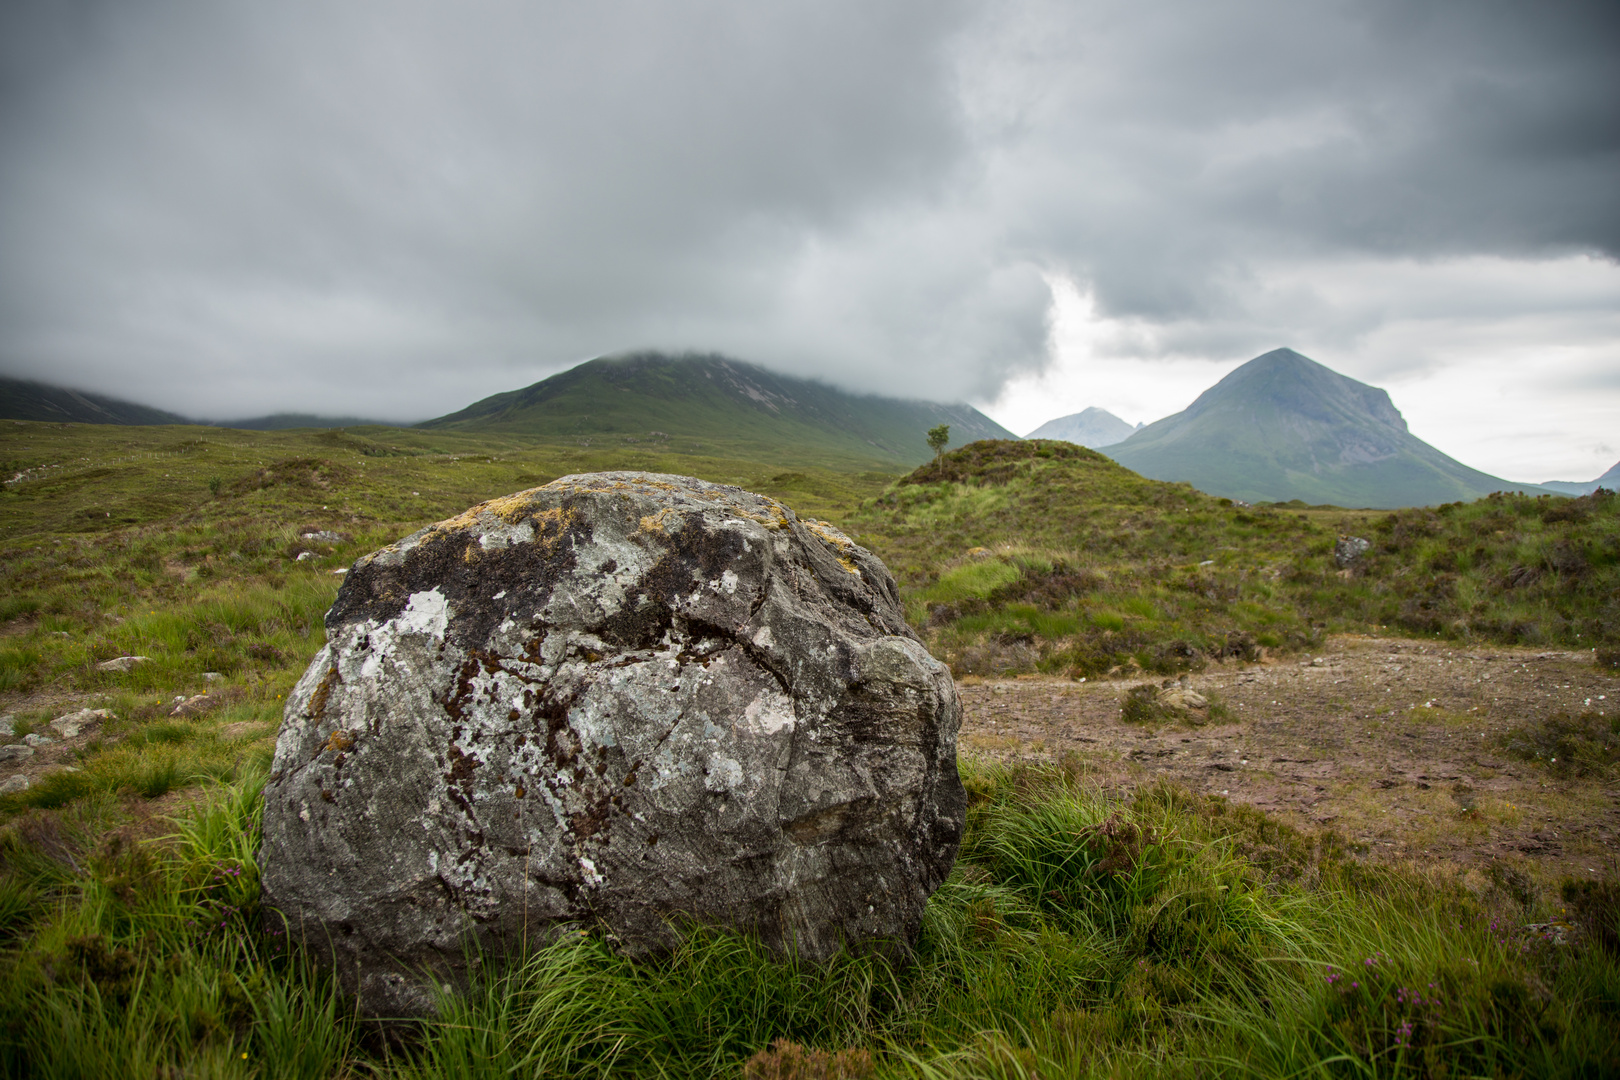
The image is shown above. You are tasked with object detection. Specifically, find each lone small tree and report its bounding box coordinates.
[926,423,950,465]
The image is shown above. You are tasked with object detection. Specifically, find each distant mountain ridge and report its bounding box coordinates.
[420,351,1016,467]
[210,413,398,431]
[1025,407,1141,447]
[1541,460,1620,496]
[0,376,189,426]
[0,376,396,430]
[1106,348,1557,508]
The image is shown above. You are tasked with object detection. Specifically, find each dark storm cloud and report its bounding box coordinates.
[0,0,1614,417]
[991,0,1620,326]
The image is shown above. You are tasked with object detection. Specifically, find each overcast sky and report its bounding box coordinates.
[1,0,1616,480]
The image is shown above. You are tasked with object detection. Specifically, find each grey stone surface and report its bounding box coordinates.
[0,775,28,795]
[1334,535,1371,569]
[0,715,13,737]
[22,733,53,747]
[260,472,964,1019]
[171,694,219,717]
[50,708,110,738]
[97,655,150,672]
[0,745,34,763]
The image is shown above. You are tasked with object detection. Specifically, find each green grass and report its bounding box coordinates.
[844,440,1620,678]
[1496,710,1620,779]
[3,423,1619,1076]
[1,763,1615,1077]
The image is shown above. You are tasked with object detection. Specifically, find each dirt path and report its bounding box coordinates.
[958,635,1620,882]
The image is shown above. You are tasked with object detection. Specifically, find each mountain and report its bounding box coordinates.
[1025,407,1140,447]
[210,413,397,430]
[0,376,189,426]
[420,351,1017,468]
[1105,348,1558,508]
[1540,460,1620,496]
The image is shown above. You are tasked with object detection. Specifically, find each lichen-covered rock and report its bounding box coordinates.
[260,472,964,1018]
[1334,535,1371,569]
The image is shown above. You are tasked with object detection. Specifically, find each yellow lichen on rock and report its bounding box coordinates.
[639,508,680,536]
[531,507,575,553]
[481,492,544,524]
[322,729,355,754]
[801,519,861,575]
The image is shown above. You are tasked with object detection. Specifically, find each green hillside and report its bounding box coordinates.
[1106,348,1555,508]
[2,423,1618,1078]
[0,376,190,426]
[420,351,1015,469]
[845,440,1619,677]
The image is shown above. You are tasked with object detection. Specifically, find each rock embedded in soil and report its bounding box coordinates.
[0,745,33,763]
[49,708,110,738]
[170,694,219,718]
[260,472,965,1019]
[0,775,27,795]
[96,655,149,672]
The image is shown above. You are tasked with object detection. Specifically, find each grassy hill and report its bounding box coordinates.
[1,423,1617,1077]
[0,376,190,426]
[420,351,1015,469]
[1106,349,1556,508]
[845,440,1619,678]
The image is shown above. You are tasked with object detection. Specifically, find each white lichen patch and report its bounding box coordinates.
[398,589,450,639]
[743,692,795,736]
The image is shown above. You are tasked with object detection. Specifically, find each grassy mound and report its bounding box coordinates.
[846,441,1620,678]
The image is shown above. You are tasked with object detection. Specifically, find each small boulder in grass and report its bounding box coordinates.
[171,694,220,718]
[1334,535,1371,569]
[97,656,150,673]
[0,776,28,796]
[261,472,965,1020]
[0,745,34,763]
[1121,678,1209,725]
[50,707,111,738]
[0,714,13,737]
[22,733,53,748]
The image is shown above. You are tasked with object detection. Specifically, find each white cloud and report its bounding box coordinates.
[983,256,1620,481]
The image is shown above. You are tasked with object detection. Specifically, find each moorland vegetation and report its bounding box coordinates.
[853,440,1620,680]
[0,420,1616,1077]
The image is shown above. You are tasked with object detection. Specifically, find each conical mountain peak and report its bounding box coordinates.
[1107,348,1549,507]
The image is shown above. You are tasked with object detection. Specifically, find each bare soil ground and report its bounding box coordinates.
[958,635,1620,883]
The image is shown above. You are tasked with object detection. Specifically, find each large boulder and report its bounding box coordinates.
[260,473,964,1018]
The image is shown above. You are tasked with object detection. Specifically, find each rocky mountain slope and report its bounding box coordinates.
[0,376,189,426]
[1024,406,1140,447]
[1105,348,1555,507]
[1542,459,1620,496]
